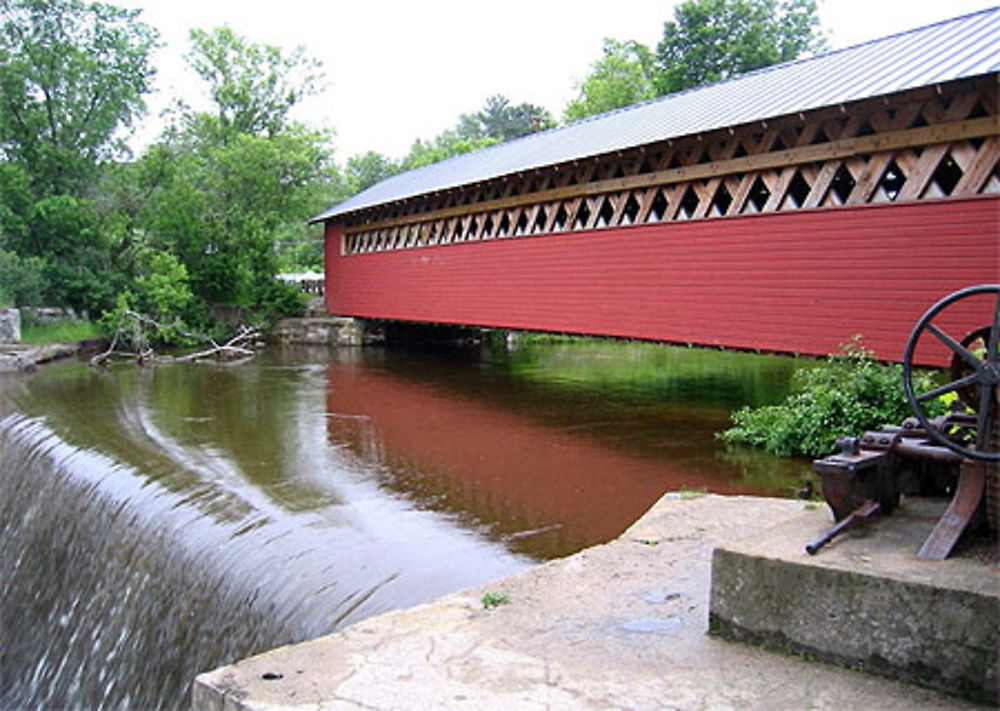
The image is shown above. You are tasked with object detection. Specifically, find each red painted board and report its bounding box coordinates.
[324,196,1000,364]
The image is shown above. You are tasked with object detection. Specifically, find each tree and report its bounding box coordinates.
[0,0,158,196]
[563,40,656,122]
[457,94,554,142]
[184,26,323,141]
[400,131,497,172]
[0,248,45,306]
[0,0,158,314]
[144,27,332,321]
[345,151,399,193]
[653,0,826,95]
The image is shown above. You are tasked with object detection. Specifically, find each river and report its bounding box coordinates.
[0,341,811,709]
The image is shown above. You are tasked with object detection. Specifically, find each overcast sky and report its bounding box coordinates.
[117,0,999,162]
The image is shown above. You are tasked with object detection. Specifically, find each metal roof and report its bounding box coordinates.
[313,7,1000,223]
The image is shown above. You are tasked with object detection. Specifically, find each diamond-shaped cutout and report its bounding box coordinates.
[748,176,771,212]
[930,154,962,196]
[553,204,569,230]
[596,197,615,227]
[711,184,733,216]
[533,207,548,233]
[830,165,855,204]
[622,194,641,224]
[878,160,905,201]
[514,212,528,235]
[678,186,700,218]
[787,171,811,207]
[648,190,668,222]
[574,201,591,229]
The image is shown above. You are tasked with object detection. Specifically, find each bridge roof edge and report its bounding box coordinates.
[312,7,1000,225]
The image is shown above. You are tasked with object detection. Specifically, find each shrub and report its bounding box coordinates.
[0,249,47,307]
[717,338,946,458]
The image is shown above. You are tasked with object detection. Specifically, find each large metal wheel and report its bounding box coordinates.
[901,284,1000,463]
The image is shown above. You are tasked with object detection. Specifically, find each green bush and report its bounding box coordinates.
[717,339,945,458]
[0,249,47,307]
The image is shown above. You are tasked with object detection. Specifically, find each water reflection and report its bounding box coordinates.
[321,343,810,558]
[5,341,812,562]
[0,341,812,708]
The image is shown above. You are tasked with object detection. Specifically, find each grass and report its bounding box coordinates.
[480,591,510,609]
[20,319,103,345]
[677,485,708,499]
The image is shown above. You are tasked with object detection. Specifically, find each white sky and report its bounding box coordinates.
[117,0,1000,163]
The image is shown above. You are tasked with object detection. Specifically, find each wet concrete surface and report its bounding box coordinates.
[194,494,993,710]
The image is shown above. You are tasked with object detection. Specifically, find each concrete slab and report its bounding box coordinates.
[710,497,999,703]
[193,494,994,710]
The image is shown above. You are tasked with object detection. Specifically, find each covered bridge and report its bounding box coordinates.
[313,8,999,361]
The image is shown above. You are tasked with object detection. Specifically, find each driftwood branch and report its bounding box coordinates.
[90,310,262,367]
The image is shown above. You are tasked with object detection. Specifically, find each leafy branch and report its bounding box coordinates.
[90,309,261,366]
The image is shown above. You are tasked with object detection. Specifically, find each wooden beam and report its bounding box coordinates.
[343,115,999,236]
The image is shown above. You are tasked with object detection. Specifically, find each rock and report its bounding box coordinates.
[0,308,20,344]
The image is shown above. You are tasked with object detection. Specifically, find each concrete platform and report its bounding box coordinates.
[193,494,995,710]
[710,498,998,704]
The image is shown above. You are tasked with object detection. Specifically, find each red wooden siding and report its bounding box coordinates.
[325,197,999,363]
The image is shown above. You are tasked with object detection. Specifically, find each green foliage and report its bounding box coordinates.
[250,278,305,324]
[333,94,550,204]
[0,0,156,316]
[564,39,656,121]
[718,339,944,457]
[133,248,194,323]
[29,194,123,313]
[139,27,331,325]
[653,0,826,95]
[676,485,708,499]
[0,248,46,306]
[480,591,510,609]
[561,1,824,119]
[0,0,158,196]
[147,124,330,311]
[184,26,323,140]
[400,131,498,172]
[456,94,554,142]
[345,151,399,193]
[96,290,196,350]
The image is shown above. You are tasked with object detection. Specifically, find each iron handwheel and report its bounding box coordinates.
[901,284,1000,462]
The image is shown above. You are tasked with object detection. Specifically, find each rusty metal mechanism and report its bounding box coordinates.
[807,284,999,558]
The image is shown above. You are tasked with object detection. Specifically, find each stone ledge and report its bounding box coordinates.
[269,317,363,346]
[709,498,998,704]
[0,343,80,372]
[192,495,984,710]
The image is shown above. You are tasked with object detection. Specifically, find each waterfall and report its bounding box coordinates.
[0,414,380,710]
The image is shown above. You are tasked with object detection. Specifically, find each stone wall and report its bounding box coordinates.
[269,316,362,346]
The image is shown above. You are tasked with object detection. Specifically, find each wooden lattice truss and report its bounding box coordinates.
[343,75,999,255]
